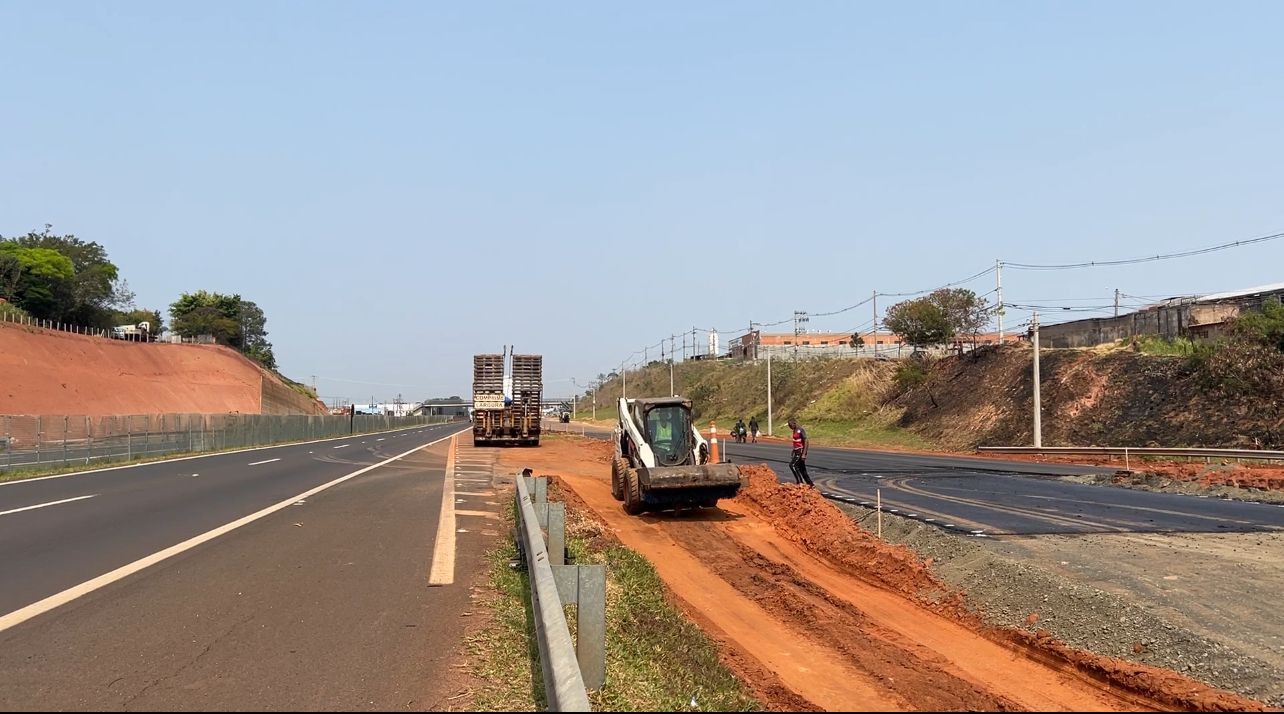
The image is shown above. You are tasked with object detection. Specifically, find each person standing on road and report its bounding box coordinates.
[748,416,759,443]
[787,417,813,487]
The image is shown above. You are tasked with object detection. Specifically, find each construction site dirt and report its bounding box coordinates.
[500,435,1280,711]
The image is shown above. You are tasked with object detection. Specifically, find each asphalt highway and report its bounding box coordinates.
[0,421,501,709]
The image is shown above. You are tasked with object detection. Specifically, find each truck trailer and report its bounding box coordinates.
[472,350,542,447]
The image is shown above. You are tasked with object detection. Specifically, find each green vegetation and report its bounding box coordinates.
[572,356,927,450]
[1234,296,1284,352]
[0,226,138,327]
[170,291,276,368]
[884,287,989,348]
[0,299,31,321]
[468,496,759,711]
[1132,335,1204,357]
[893,360,929,390]
[1,225,281,370]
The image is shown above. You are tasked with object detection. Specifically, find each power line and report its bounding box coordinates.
[876,265,998,298]
[1006,230,1284,270]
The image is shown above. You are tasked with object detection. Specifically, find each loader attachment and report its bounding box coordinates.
[634,462,743,510]
[638,463,742,491]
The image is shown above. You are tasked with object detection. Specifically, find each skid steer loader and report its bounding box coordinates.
[611,396,743,515]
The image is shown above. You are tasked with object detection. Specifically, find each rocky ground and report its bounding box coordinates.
[841,503,1284,707]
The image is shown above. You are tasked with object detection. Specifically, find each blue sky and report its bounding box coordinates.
[3,2,1282,402]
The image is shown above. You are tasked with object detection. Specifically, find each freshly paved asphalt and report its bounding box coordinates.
[724,439,1284,536]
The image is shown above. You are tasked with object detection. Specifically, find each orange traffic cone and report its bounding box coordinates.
[709,421,720,464]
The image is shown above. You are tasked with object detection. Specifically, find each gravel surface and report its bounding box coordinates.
[839,504,1284,708]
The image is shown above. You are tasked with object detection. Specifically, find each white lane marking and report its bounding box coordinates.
[248,458,281,466]
[333,444,349,449]
[0,427,469,635]
[377,438,385,442]
[0,424,450,488]
[0,494,98,518]
[429,437,458,587]
[456,491,493,497]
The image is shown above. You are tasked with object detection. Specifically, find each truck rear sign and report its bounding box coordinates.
[473,395,505,410]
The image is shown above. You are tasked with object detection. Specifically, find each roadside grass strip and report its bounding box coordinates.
[466,500,759,712]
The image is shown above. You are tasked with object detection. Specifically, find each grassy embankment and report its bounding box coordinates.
[569,357,930,450]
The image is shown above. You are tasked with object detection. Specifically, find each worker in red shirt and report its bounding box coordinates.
[787,417,813,487]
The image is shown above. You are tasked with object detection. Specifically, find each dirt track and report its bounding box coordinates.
[501,437,1267,712]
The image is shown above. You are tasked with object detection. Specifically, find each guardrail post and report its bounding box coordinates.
[552,563,607,690]
[514,472,600,710]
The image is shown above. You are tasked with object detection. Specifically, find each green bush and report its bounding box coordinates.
[894,360,928,391]
[1134,335,1201,357]
[1233,297,1284,352]
[0,301,31,321]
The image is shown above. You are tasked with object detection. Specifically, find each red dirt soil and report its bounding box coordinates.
[0,322,324,416]
[502,436,1269,712]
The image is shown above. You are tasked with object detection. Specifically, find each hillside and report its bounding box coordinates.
[0,322,325,416]
[576,343,1284,450]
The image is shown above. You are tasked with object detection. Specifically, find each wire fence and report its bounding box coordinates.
[0,412,455,473]
[0,309,214,343]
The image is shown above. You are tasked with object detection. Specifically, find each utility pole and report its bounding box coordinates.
[793,311,808,359]
[670,356,675,396]
[681,332,687,361]
[621,362,627,400]
[1114,288,1120,318]
[692,327,698,358]
[1032,311,1042,448]
[996,259,1004,343]
[767,349,773,437]
[871,291,878,354]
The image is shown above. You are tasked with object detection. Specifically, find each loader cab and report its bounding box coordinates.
[637,398,695,467]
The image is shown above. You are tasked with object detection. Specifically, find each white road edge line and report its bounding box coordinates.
[333,444,349,449]
[0,427,469,635]
[428,435,458,587]
[0,494,98,518]
[248,458,281,466]
[0,423,456,488]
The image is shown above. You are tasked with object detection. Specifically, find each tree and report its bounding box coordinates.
[170,290,242,344]
[10,227,128,325]
[169,291,276,367]
[884,297,954,350]
[0,243,75,319]
[928,288,990,345]
[235,300,276,368]
[849,333,865,348]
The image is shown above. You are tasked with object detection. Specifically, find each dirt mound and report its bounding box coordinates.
[736,465,958,606]
[0,322,323,416]
[732,464,1269,712]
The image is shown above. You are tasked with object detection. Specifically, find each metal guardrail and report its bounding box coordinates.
[514,468,605,712]
[978,445,1284,461]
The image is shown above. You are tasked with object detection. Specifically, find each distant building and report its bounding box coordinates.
[729,330,1020,360]
[1042,282,1284,348]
